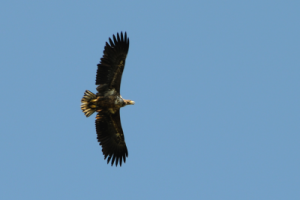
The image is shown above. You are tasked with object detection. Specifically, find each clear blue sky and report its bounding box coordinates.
[1,1,299,199]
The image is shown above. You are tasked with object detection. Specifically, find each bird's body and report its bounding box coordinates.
[81,32,134,166]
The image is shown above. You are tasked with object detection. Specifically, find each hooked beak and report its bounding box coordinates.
[125,100,135,105]
[128,100,135,105]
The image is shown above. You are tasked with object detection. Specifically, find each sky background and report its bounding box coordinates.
[1,1,299,199]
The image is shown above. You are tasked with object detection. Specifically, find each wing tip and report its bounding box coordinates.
[102,147,128,167]
[104,155,127,167]
[110,31,129,49]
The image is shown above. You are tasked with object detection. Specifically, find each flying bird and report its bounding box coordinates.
[81,32,134,166]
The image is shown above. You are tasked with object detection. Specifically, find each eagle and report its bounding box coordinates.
[81,32,134,167]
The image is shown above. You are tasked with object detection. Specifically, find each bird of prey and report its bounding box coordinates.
[81,32,134,166]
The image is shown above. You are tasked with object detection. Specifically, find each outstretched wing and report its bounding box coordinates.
[96,32,129,93]
[95,110,128,166]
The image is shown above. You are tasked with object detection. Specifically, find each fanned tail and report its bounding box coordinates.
[81,90,97,117]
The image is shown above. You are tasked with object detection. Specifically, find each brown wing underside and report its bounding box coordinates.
[96,32,129,93]
[95,110,128,166]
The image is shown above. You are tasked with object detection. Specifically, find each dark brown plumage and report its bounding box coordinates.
[81,32,134,166]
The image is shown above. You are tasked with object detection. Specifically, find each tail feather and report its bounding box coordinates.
[81,90,97,117]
